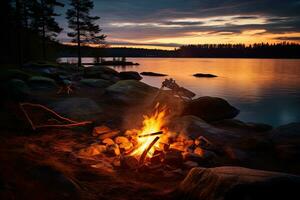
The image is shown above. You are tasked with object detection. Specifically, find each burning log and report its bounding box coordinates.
[138,136,160,166]
[138,131,163,138]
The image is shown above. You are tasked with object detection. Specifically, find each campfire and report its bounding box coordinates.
[77,101,213,172]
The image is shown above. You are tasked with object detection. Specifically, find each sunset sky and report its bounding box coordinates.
[57,0,300,50]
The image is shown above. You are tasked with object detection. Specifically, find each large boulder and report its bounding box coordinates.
[178,166,300,200]
[48,98,102,121]
[28,76,57,90]
[213,119,273,132]
[79,79,113,88]
[2,79,31,100]
[83,66,120,82]
[106,80,158,104]
[183,96,239,122]
[119,71,142,80]
[271,123,300,163]
[169,115,239,143]
[0,69,32,82]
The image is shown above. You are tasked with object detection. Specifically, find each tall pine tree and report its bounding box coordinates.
[30,0,64,60]
[66,0,106,67]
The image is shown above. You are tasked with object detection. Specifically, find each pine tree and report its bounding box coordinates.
[30,0,64,60]
[66,0,106,67]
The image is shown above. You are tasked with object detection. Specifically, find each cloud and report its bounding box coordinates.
[56,0,300,46]
[275,36,300,41]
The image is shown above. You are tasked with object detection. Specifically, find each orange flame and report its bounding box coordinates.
[130,103,170,158]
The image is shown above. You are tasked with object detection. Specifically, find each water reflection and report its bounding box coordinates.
[112,58,300,126]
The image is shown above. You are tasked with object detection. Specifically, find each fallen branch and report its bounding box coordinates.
[20,103,92,130]
[138,136,160,166]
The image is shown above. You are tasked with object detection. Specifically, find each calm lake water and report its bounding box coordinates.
[60,57,300,126]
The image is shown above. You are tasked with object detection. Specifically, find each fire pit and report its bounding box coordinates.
[78,102,214,173]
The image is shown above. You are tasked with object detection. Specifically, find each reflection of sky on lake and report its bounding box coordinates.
[113,58,300,126]
[60,57,300,126]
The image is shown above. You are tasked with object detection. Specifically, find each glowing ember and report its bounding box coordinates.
[130,103,171,158]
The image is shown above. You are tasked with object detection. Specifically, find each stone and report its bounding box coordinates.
[140,72,167,76]
[119,142,133,151]
[28,76,57,89]
[183,161,199,169]
[193,73,217,78]
[98,130,120,140]
[0,69,31,82]
[102,138,115,146]
[164,149,184,166]
[4,79,31,100]
[119,71,142,80]
[78,144,106,157]
[93,125,112,136]
[183,96,240,122]
[48,98,102,121]
[114,136,129,144]
[106,144,120,156]
[169,115,239,145]
[120,156,139,169]
[83,66,120,82]
[178,166,300,200]
[106,80,158,104]
[80,78,112,88]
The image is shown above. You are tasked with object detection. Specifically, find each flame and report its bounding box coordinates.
[130,103,170,158]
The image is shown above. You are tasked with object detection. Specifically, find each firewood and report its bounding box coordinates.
[138,136,160,166]
[138,131,163,138]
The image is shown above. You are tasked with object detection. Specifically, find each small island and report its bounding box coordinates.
[193,73,218,78]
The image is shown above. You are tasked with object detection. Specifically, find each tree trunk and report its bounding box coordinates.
[41,0,46,61]
[76,3,81,68]
[16,0,23,66]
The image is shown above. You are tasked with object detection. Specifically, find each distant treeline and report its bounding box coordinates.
[175,43,300,58]
[60,42,300,59]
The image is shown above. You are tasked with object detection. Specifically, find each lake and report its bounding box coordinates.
[61,57,300,126]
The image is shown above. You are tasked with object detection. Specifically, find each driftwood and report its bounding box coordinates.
[153,78,196,103]
[138,136,160,166]
[138,131,163,138]
[20,103,92,130]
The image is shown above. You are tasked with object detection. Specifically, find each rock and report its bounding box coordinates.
[140,72,167,76]
[178,166,300,200]
[98,130,120,140]
[164,149,184,167]
[106,144,120,156]
[92,125,112,136]
[102,138,115,146]
[271,123,300,163]
[183,161,199,169]
[119,71,142,80]
[0,69,31,82]
[49,98,102,121]
[83,66,120,82]
[106,80,158,104]
[213,119,273,132]
[183,96,240,122]
[272,122,300,144]
[79,78,112,88]
[3,79,31,100]
[184,150,217,166]
[120,156,139,169]
[169,115,239,144]
[119,142,133,151]
[78,144,106,157]
[91,161,114,173]
[193,73,217,78]
[114,136,129,144]
[28,76,57,90]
